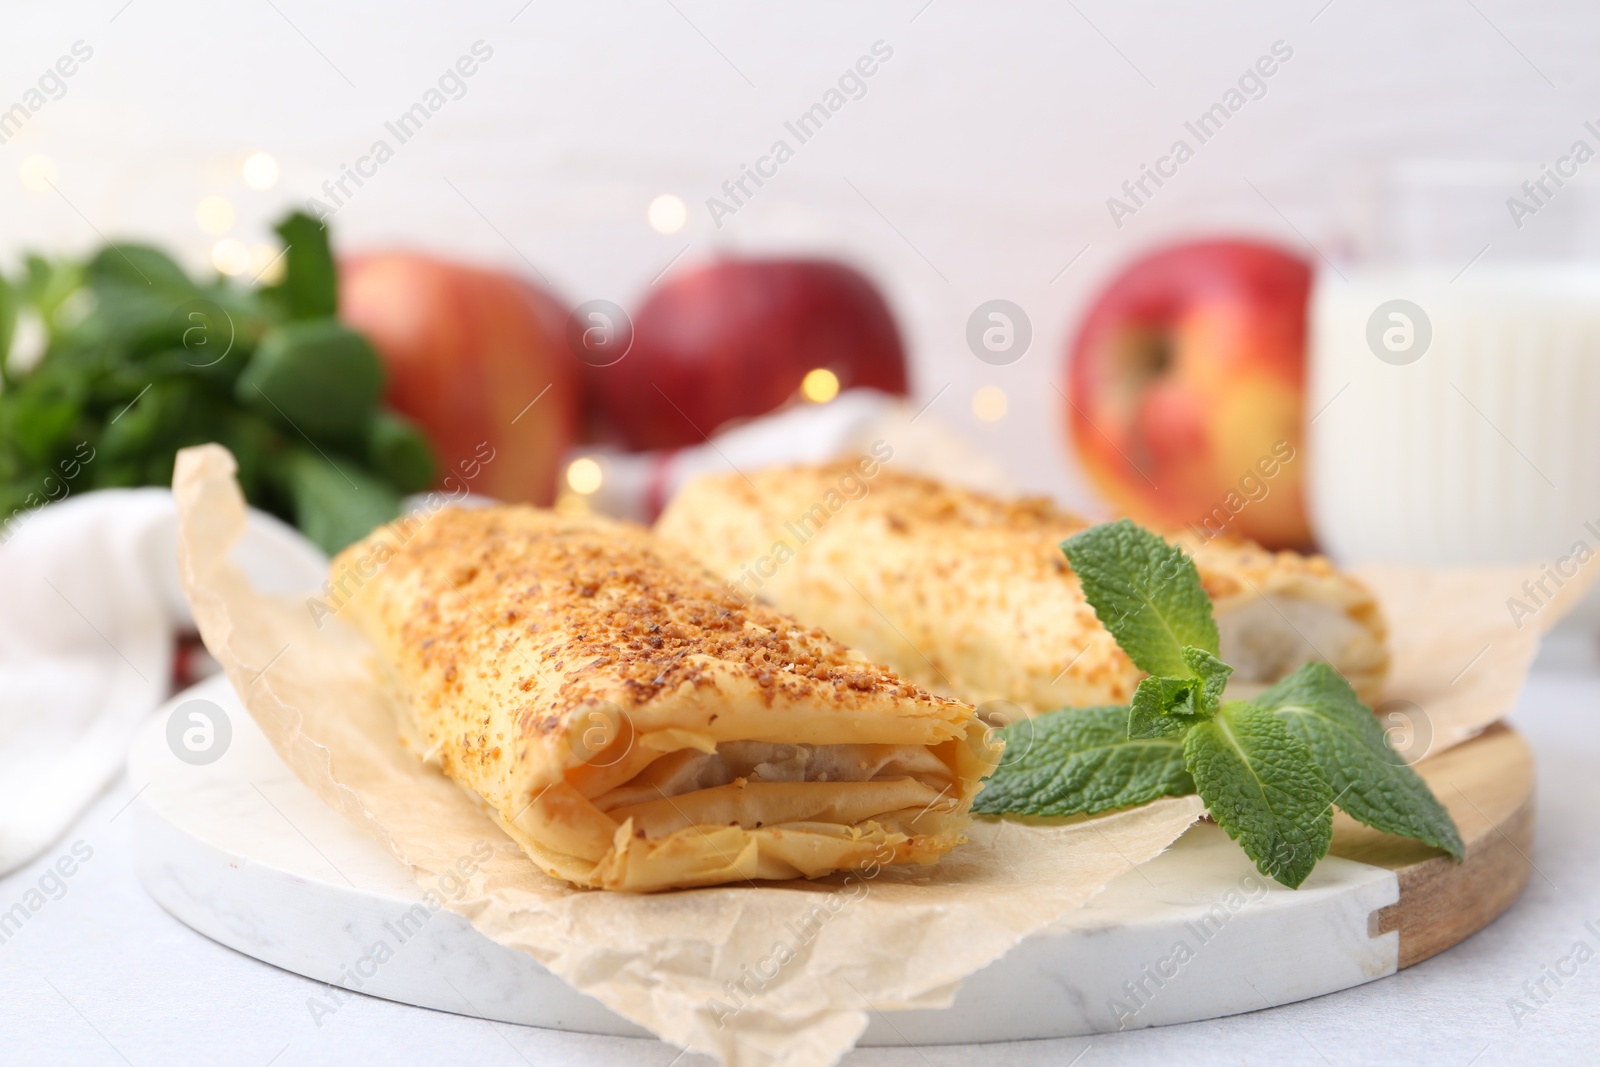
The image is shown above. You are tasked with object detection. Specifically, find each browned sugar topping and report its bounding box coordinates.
[723,462,1336,591]
[723,462,1092,536]
[360,507,959,740]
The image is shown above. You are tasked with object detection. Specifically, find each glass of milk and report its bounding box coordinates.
[1308,161,1600,568]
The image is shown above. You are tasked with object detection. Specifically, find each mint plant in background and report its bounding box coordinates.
[0,212,435,553]
[975,519,1464,888]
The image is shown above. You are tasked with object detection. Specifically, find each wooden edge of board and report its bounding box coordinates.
[1328,721,1535,969]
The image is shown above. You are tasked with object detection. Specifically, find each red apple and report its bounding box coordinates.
[1067,240,1313,550]
[340,253,580,505]
[589,258,908,450]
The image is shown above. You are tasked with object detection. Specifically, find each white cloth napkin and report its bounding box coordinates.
[0,488,326,876]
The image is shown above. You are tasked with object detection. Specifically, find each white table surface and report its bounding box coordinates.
[7,645,1599,1067]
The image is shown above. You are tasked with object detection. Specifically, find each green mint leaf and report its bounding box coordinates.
[1062,519,1219,678]
[237,321,385,447]
[84,243,196,297]
[974,705,1194,818]
[366,410,437,495]
[1128,646,1233,739]
[279,449,401,555]
[0,271,16,389]
[1184,700,1333,888]
[269,211,339,320]
[1182,646,1232,717]
[1128,676,1194,739]
[1257,663,1464,860]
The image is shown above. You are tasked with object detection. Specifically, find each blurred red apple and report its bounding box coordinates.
[590,258,908,450]
[340,253,579,505]
[1067,240,1313,550]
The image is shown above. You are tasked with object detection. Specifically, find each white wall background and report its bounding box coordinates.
[3,0,1595,513]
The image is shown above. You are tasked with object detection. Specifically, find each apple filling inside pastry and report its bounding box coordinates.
[332,503,1000,891]
[589,741,956,837]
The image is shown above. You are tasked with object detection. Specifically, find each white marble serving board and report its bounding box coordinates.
[128,675,1402,1045]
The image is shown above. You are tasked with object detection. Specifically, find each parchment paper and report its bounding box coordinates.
[172,445,1205,1067]
[170,445,1588,1065]
[1350,561,1596,760]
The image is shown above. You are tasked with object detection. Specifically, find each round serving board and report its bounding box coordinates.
[127,675,1534,1045]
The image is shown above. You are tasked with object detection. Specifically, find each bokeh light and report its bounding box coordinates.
[801,368,840,404]
[972,385,1008,422]
[242,153,279,190]
[19,155,57,193]
[566,457,604,495]
[211,238,250,275]
[647,193,688,235]
[195,195,235,235]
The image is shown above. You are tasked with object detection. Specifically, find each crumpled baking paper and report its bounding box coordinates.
[170,443,1589,1065]
[172,444,1204,1067]
[1349,561,1596,760]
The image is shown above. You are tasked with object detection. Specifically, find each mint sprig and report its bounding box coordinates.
[1256,664,1465,860]
[1063,517,1219,678]
[974,706,1193,818]
[977,521,1464,888]
[1128,676,1196,739]
[1184,700,1333,888]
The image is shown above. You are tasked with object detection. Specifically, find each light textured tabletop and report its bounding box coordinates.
[7,651,1599,1067]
